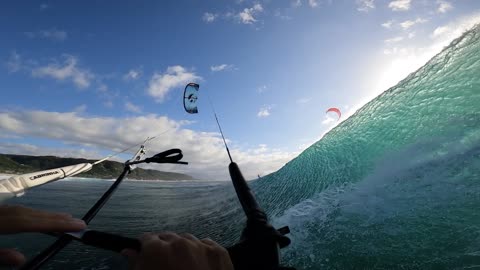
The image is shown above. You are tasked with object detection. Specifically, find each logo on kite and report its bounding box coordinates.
[184,83,199,114]
[326,107,341,121]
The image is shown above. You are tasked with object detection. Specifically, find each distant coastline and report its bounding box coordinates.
[0,154,195,181]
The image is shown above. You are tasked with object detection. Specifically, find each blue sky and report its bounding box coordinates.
[1,0,480,179]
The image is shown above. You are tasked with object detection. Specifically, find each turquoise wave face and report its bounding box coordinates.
[255,25,480,269]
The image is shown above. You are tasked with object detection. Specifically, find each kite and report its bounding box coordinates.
[184,83,199,114]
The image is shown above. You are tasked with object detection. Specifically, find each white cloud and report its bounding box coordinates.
[25,29,67,41]
[430,12,480,41]
[274,10,292,21]
[147,66,201,103]
[384,36,404,43]
[356,0,375,12]
[432,26,449,38]
[104,101,114,108]
[257,109,270,117]
[211,4,265,26]
[40,3,49,10]
[6,53,96,90]
[399,20,415,29]
[123,69,141,80]
[383,47,409,55]
[257,105,272,117]
[74,104,87,113]
[238,3,263,24]
[257,85,268,93]
[0,142,103,161]
[125,102,142,113]
[225,12,235,19]
[375,11,480,98]
[292,0,302,7]
[231,145,298,178]
[388,0,411,11]
[210,64,234,72]
[296,98,311,104]
[6,51,22,73]
[437,1,452,14]
[202,12,217,23]
[32,55,94,89]
[0,110,298,179]
[98,84,108,92]
[321,115,335,125]
[308,0,318,8]
[399,18,427,29]
[382,20,393,29]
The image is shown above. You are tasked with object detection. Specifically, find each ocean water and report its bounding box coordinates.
[1,25,480,270]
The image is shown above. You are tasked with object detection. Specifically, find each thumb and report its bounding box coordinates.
[0,248,26,267]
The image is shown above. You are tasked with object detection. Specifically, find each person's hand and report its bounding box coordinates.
[0,205,86,267]
[122,232,234,270]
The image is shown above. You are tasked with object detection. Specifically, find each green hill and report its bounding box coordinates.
[0,154,194,180]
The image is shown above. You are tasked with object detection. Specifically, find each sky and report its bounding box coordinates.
[1,0,480,180]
